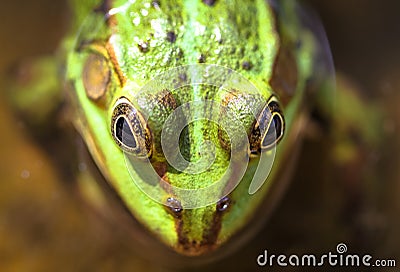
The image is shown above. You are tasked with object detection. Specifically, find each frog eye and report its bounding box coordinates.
[111,97,152,157]
[250,96,285,152]
[82,53,111,101]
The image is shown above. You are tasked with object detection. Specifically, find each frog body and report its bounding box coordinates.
[64,0,322,257]
[6,0,382,260]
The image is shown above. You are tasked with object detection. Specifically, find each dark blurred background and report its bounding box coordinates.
[0,1,399,271]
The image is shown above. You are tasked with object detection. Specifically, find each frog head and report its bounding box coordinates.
[66,0,311,256]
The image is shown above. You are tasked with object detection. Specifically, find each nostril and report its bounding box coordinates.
[216,196,231,212]
[165,197,183,218]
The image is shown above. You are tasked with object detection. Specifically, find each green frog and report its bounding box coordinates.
[7,0,382,261]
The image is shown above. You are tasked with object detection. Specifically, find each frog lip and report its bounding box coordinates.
[173,218,223,257]
[167,190,235,257]
[174,242,218,257]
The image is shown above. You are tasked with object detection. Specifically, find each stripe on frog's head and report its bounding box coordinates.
[106,41,127,86]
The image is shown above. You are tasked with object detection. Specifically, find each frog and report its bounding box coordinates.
[6,0,383,262]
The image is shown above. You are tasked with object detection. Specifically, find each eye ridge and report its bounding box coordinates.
[111,97,153,158]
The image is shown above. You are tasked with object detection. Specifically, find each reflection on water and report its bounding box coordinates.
[0,1,399,271]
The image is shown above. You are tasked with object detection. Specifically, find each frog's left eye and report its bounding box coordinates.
[111,97,152,158]
[250,96,285,152]
[82,53,111,101]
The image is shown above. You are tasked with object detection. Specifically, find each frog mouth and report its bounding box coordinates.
[174,217,222,257]
[168,195,233,257]
[154,160,253,256]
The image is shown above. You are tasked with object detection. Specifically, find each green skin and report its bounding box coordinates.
[64,0,320,256]
[11,0,382,258]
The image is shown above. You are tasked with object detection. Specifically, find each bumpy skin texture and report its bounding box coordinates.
[65,0,322,255]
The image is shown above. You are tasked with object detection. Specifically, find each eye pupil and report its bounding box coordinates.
[116,117,137,149]
[111,98,153,157]
[262,115,282,148]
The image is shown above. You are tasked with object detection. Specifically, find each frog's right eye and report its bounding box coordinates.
[111,97,153,158]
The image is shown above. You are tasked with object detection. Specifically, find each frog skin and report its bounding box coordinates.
[8,0,382,260]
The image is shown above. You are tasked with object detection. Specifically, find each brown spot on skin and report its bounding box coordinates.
[166,31,177,43]
[177,48,184,58]
[158,90,178,110]
[242,61,253,71]
[269,43,298,107]
[138,41,150,53]
[198,54,206,63]
[203,0,217,6]
[152,0,161,9]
